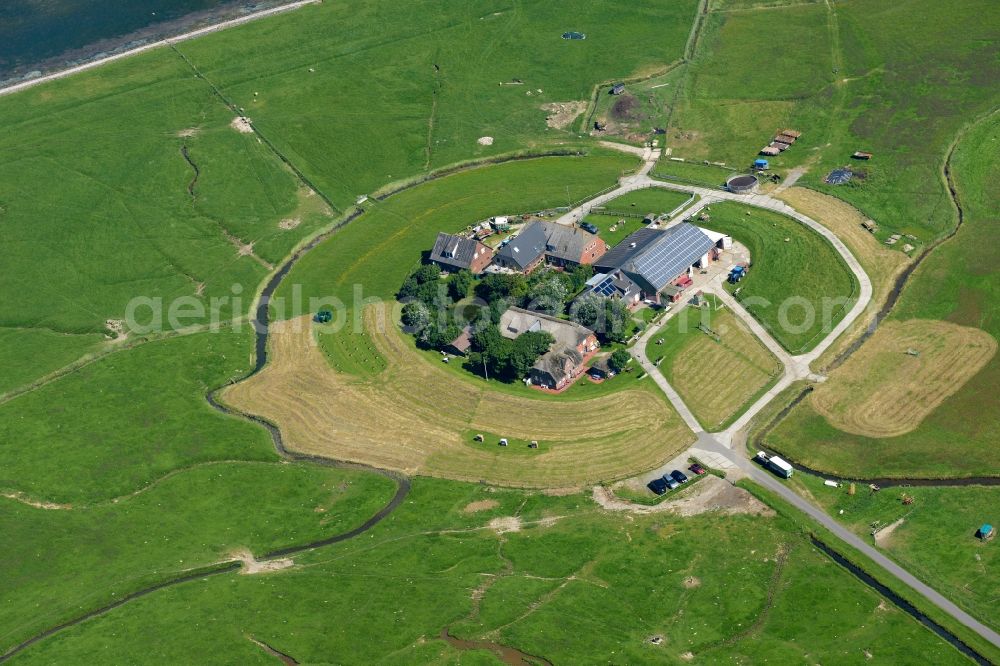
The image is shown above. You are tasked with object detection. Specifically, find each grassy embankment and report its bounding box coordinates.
[7,478,973,665]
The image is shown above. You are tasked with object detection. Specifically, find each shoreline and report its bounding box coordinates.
[0,0,320,99]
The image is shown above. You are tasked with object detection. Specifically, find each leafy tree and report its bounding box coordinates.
[505,331,554,377]
[568,264,594,292]
[608,348,631,373]
[527,276,568,315]
[475,273,527,305]
[401,301,430,335]
[448,270,473,301]
[424,323,462,348]
[571,294,632,343]
[413,264,440,284]
[398,264,441,300]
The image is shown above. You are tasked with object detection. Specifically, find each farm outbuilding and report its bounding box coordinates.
[726,174,758,194]
[610,82,625,95]
[754,158,769,170]
[852,151,873,160]
[978,524,995,541]
[759,146,780,156]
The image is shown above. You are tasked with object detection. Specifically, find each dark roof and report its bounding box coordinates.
[594,227,662,272]
[532,345,584,384]
[496,222,547,271]
[447,325,473,354]
[539,221,597,263]
[623,223,714,293]
[429,233,487,270]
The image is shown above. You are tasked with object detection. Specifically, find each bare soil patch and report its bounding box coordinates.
[811,319,996,438]
[683,576,701,589]
[541,101,587,130]
[230,116,254,134]
[874,517,905,548]
[279,217,301,230]
[1,491,72,510]
[477,136,494,146]
[176,127,200,138]
[463,499,499,514]
[594,476,774,517]
[488,516,522,534]
[232,549,293,574]
[222,304,692,488]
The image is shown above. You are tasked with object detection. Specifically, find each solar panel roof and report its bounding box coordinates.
[626,223,714,292]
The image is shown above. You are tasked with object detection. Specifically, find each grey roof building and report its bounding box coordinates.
[498,307,596,350]
[429,232,494,273]
[494,222,548,272]
[594,223,715,296]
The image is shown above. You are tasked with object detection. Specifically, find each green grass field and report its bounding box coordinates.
[597,187,694,216]
[699,202,857,353]
[664,0,1000,241]
[0,329,104,396]
[652,159,738,187]
[766,112,1000,478]
[791,474,1000,634]
[0,462,395,655]
[0,328,275,504]
[5,478,973,664]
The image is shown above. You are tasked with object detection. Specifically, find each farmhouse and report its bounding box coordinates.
[444,325,474,356]
[540,221,609,268]
[429,232,494,274]
[594,223,726,304]
[499,306,598,389]
[494,222,548,273]
[493,221,608,273]
[610,82,626,95]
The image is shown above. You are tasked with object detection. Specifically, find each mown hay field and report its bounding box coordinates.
[810,319,996,438]
[224,307,693,488]
[651,302,780,431]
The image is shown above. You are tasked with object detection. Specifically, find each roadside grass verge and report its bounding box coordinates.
[0,462,395,657]
[699,201,858,353]
[742,479,1000,665]
[790,473,1000,635]
[0,329,274,504]
[652,159,737,187]
[6,477,971,665]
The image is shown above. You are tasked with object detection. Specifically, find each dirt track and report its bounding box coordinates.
[222,305,693,488]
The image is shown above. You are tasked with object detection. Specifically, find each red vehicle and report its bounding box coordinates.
[689,463,707,475]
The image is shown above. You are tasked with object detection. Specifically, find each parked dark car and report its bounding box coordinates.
[670,469,689,484]
[689,463,706,475]
[664,476,680,490]
[580,222,599,234]
[647,478,668,495]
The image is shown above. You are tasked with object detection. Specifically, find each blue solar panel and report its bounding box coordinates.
[593,276,617,297]
[628,223,713,291]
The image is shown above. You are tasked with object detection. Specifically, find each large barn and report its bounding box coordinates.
[594,223,725,304]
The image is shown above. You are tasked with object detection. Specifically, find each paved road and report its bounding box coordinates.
[584,145,1000,652]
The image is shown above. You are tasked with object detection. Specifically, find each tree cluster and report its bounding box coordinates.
[468,325,554,381]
